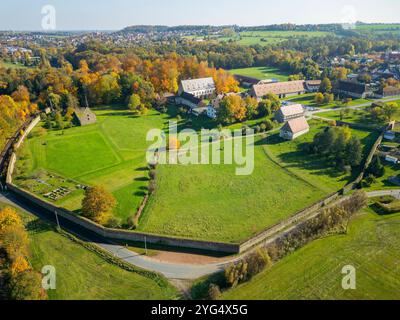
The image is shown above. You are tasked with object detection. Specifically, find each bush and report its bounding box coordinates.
[207,284,222,300]
[104,216,122,229]
[246,250,272,280]
[9,271,47,300]
[149,170,156,180]
[376,200,400,214]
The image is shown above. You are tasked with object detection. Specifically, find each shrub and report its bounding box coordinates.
[224,261,248,288]
[9,270,47,300]
[376,200,400,214]
[148,180,156,194]
[104,216,122,229]
[149,170,156,180]
[246,250,272,280]
[208,284,222,300]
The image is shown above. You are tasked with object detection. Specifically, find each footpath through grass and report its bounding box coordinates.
[221,209,400,300]
[0,202,179,300]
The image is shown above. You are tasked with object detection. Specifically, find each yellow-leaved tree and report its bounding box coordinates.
[82,186,116,224]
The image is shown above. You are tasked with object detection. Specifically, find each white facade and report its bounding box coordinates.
[207,105,217,119]
[179,77,216,99]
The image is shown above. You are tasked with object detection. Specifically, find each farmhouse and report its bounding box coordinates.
[305,80,322,93]
[275,104,305,123]
[337,80,372,99]
[207,92,243,119]
[250,80,306,100]
[175,92,207,116]
[178,77,216,99]
[384,131,396,141]
[74,107,97,126]
[234,74,261,88]
[376,86,400,98]
[280,116,310,140]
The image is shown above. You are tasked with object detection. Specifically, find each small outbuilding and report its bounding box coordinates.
[74,107,97,126]
[280,116,310,140]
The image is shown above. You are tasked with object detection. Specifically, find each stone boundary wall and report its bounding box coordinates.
[6,184,240,253]
[3,115,387,255]
[15,116,40,149]
[239,192,340,252]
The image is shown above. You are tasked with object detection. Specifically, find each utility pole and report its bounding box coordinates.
[54,210,61,230]
[144,236,148,255]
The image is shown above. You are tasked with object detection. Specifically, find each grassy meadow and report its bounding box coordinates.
[186,30,332,46]
[221,209,400,300]
[15,106,175,222]
[138,121,378,242]
[265,121,380,193]
[0,202,178,300]
[228,66,290,81]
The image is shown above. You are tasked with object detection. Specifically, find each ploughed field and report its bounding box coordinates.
[15,108,378,243]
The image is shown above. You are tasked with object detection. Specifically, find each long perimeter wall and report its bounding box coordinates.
[3,116,387,255]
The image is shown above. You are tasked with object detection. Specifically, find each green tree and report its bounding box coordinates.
[319,77,332,93]
[345,136,362,167]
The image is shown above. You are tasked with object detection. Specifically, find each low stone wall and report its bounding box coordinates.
[15,116,40,149]
[6,153,16,184]
[7,183,240,254]
[238,192,340,252]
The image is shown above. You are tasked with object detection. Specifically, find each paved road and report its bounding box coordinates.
[305,96,400,117]
[2,188,399,280]
[0,192,227,280]
[367,189,400,199]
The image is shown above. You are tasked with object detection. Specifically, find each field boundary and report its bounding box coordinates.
[2,116,388,255]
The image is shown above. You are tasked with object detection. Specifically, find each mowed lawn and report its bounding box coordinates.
[18,107,173,221]
[265,121,380,194]
[138,137,326,243]
[0,202,178,300]
[228,66,290,81]
[221,210,400,300]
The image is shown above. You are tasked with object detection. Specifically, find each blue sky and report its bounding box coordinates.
[1,0,399,31]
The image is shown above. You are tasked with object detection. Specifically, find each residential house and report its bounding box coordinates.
[275,104,305,123]
[280,116,310,140]
[376,86,400,98]
[234,75,261,88]
[175,92,207,116]
[384,131,396,141]
[337,80,372,99]
[74,107,97,126]
[304,80,322,93]
[178,77,216,99]
[250,80,306,100]
[207,92,242,119]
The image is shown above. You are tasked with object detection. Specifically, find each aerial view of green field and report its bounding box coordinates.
[186,30,332,46]
[14,107,174,222]
[228,66,290,81]
[2,0,400,306]
[221,209,400,300]
[0,202,178,300]
[138,121,378,242]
